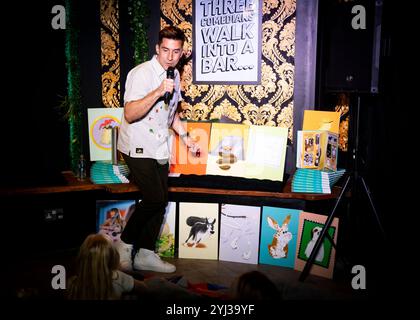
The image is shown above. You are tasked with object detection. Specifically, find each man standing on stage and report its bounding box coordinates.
[116,26,197,273]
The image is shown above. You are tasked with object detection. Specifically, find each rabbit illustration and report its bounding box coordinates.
[267,215,292,259]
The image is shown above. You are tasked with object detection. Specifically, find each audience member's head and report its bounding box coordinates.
[234,271,282,301]
[67,233,120,300]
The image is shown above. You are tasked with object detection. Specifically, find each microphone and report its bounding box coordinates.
[164,67,175,105]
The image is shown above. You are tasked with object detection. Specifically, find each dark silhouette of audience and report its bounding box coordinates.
[234,271,282,301]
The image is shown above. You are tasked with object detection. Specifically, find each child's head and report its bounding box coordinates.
[67,233,120,300]
[234,271,282,301]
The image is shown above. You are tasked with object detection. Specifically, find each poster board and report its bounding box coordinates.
[96,200,136,242]
[172,122,288,182]
[88,108,124,161]
[219,204,260,264]
[302,110,341,134]
[294,212,339,279]
[193,0,262,84]
[259,207,301,268]
[178,202,219,260]
[170,122,211,175]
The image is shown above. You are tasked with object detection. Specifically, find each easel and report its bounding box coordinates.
[299,92,386,282]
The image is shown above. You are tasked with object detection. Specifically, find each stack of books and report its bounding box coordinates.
[292,168,345,194]
[90,161,130,184]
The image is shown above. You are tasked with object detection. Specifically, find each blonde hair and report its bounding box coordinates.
[67,233,120,300]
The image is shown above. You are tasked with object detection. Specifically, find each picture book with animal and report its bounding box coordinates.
[294,211,339,279]
[259,207,301,268]
[97,200,175,258]
[206,123,248,178]
[178,202,219,260]
[219,204,261,265]
[96,200,136,242]
[169,121,288,181]
[296,130,338,171]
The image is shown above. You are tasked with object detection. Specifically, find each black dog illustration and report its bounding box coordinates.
[184,216,216,248]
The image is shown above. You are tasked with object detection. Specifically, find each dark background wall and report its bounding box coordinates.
[316,0,402,231]
[3,1,68,186]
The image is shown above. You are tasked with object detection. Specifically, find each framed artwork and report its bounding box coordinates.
[88,108,123,161]
[219,204,261,264]
[259,207,301,268]
[96,200,136,242]
[294,212,339,279]
[178,202,219,260]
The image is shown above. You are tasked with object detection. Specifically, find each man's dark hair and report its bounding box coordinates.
[158,26,185,45]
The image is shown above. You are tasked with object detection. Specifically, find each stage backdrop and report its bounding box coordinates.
[161,0,296,141]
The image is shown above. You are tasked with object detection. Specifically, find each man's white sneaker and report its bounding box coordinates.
[114,240,133,272]
[133,248,176,273]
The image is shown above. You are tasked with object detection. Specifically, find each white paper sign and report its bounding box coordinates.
[193,0,262,84]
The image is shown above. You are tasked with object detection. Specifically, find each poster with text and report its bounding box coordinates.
[219,204,261,264]
[193,0,262,84]
[178,202,219,260]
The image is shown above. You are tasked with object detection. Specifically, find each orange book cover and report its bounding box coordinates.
[170,122,211,175]
[302,110,341,134]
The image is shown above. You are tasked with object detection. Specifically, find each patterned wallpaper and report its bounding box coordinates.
[101,0,121,108]
[161,0,296,141]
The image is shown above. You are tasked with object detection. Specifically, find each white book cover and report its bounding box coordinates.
[219,204,261,264]
[178,202,219,260]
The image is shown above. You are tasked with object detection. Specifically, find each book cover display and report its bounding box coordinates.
[294,212,339,279]
[206,123,248,178]
[296,130,338,171]
[259,207,301,268]
[170,122,211,175]
[302,110,341,133]
[170,122,288,181]
[88,108,124,161]
[219,204,261,264]
[178,202,219,260]
[244,125,288,181]
[96,200,136,242]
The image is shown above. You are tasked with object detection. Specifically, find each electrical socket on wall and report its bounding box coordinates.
[44,208,64,222]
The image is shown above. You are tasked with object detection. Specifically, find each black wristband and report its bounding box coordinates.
[179,132,188,139]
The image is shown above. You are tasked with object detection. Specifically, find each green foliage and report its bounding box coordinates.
[65,0,83,173]
[128,0,150,65]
